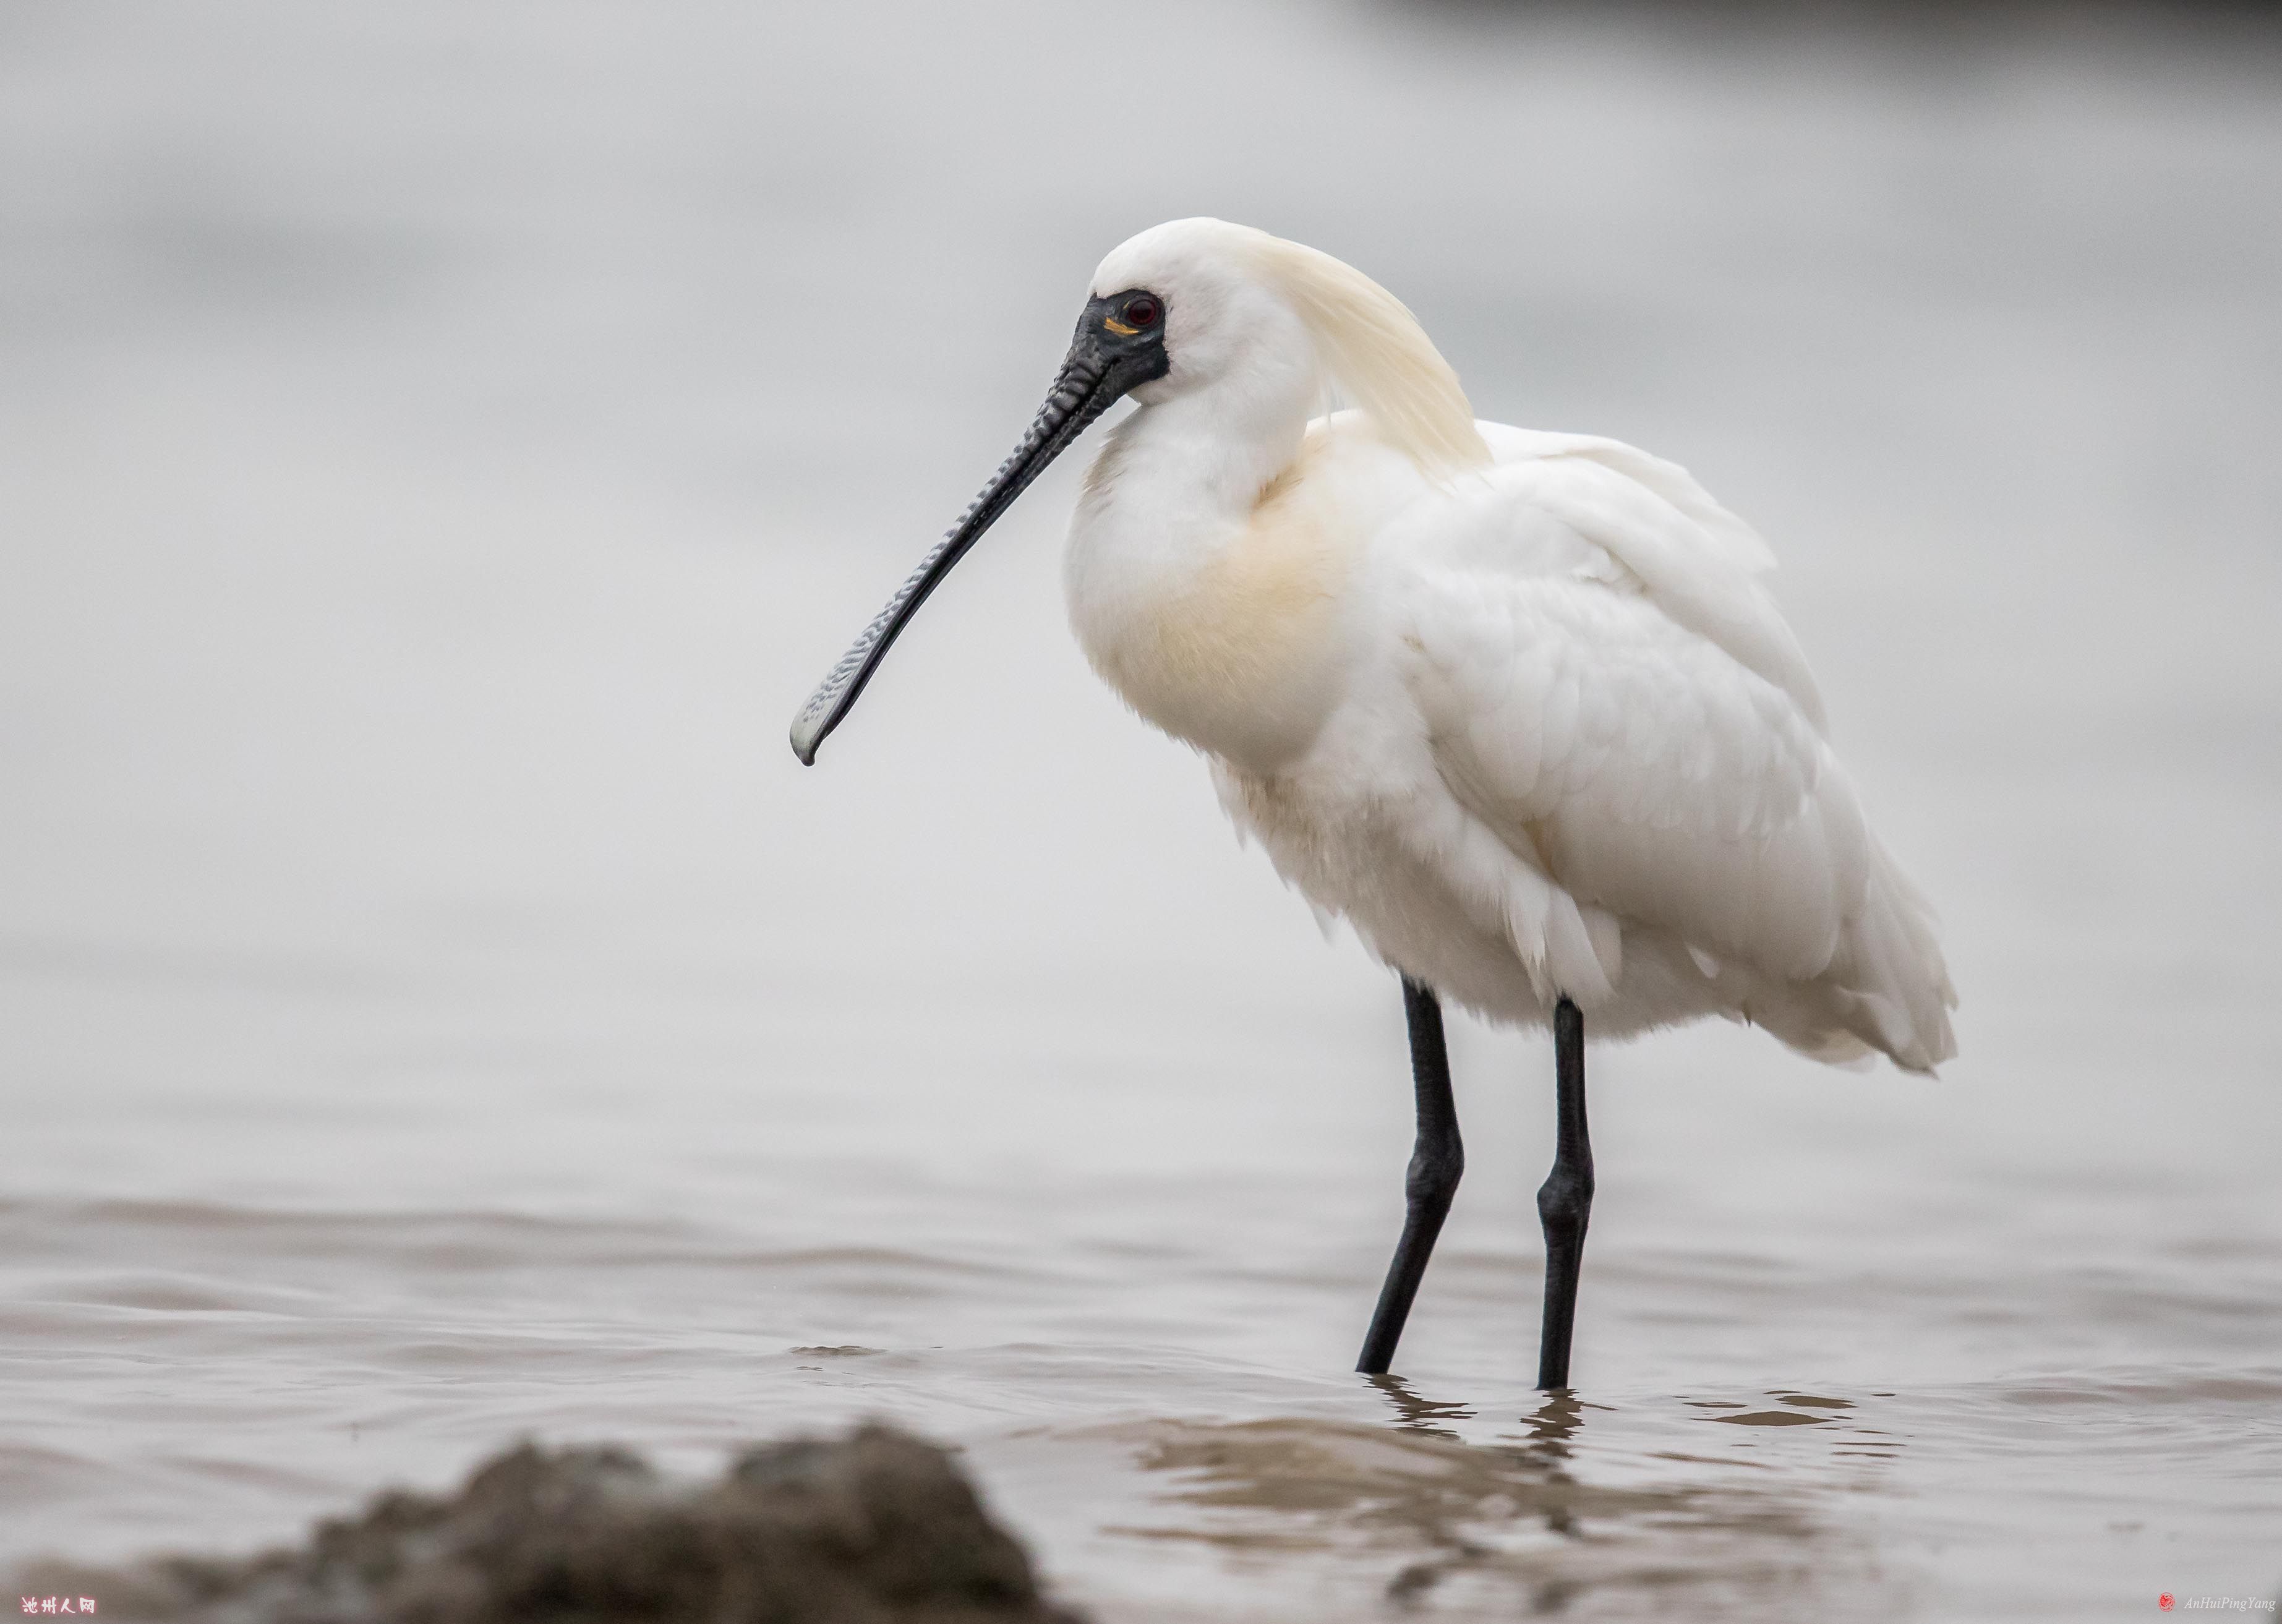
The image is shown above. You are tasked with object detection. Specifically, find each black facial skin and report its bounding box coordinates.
[787,287,1170,765]
[1082,287,1171,387]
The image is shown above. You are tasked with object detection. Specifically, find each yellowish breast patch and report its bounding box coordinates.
[1096,445,1351,763]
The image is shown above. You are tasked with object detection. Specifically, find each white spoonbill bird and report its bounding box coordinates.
[791,218,1957,1387]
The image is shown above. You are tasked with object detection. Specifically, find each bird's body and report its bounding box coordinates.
[792,217,1957,1385]
[1064,222,1953,1072]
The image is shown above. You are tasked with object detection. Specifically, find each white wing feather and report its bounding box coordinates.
[1396,437,1955,1070]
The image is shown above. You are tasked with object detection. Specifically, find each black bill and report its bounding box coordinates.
[788,291,1169,766]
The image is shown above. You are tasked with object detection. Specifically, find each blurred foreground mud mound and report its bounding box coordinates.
[21,1424,1087,1623]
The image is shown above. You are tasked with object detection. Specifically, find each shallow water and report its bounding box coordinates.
[3,2,2280,1618]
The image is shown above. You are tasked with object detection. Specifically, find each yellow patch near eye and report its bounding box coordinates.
[1103,317,1140,336]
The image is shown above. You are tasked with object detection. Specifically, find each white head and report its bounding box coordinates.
[790,220,1486,764]
[1088,218,1489,474]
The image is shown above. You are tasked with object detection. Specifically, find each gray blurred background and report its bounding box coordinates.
[2,3,2278,1618]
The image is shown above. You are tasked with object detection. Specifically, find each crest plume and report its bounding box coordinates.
[1237,228,1491,475]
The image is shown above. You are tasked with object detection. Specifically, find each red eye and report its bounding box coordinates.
[1126,296,1160,328]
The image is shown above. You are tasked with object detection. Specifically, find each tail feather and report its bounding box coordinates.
[1832,836,1957,1072]
[1746,836,1956,1074]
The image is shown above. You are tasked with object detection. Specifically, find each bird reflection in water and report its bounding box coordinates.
[1111,1380,1850,1612]
[1364,1372,1479,1442]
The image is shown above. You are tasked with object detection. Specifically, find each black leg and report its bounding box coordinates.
[1356,978,1463,1375]
[1535,996,1594,1390]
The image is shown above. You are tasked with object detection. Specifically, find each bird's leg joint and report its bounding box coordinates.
[1536,1163,1593,1246]
[1404,1135,1464,1212]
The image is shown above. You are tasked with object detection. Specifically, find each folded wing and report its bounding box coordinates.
[1396,438,1955,1069]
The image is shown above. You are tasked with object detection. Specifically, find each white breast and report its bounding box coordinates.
[1065,417,1383,775]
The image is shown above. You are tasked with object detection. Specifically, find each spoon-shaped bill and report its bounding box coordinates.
[788,352,1114,765]
[788,294,1168,766]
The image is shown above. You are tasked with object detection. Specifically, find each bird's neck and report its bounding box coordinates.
[1063,388,1353,774]
[1082,380,1312,547]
